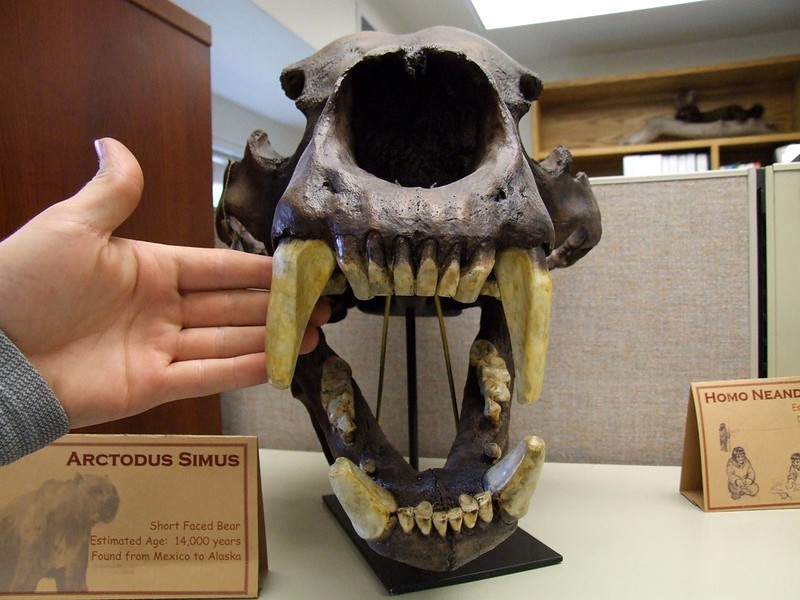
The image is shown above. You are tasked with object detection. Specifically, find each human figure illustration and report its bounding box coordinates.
[786,453,800,491]
[726,446,759,500]
[719,423,730,452]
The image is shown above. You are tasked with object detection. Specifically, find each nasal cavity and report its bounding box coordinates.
[342,49,502,188]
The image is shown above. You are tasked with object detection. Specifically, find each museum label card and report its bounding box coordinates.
[680,377,800,511]
[0,434,266,598]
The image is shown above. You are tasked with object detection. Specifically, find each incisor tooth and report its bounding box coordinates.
[454,244,495,303]
[366,233,393,296]
[414,500,433,535]
[475,491,493,523]
[393,237,415,296]
[329,457,397,541]
[436,244,461,297]
[459,494,478,529]
[447,507,463,534]
[416,241,439,296]
[266,239,335,389]
[432,511,448,538]
[336,235,372,300]
[494,246,552,404]
[483,436,545,522]
[397,507,415,534]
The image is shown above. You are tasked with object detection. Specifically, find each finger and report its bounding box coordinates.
[171,245,273,292]
[308,296,332,327]
[161,353,268,401]
[175,326,265,361]
[64,138,145,235]
[299,325,321,355]
[181,289,269,328]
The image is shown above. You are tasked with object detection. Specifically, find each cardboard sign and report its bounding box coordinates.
[680,377,800,511]
[0,434,266,598]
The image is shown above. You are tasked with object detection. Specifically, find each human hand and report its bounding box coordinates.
[0,138,330,427]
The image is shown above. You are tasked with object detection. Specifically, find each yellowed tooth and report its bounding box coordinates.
[447,507,463,534]
[366,232,393,296]
[414,500,433,535]
[459,494,478,529]
[432,511,448,538]
[494,246,552,404]
[336,234,372,300]
[483,436,545,521]
[454,244,495,303]
[416,241,439,296]
[329,457,397,541]
[397,507,415,534]
[436,244,461,297]
[475,491,493,523]
[266,238,335,389]
[393,237,415,296]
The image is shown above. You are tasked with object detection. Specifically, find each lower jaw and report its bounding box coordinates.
[289,295,541,571]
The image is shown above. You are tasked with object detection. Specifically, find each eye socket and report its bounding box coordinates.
[280,68,306,100]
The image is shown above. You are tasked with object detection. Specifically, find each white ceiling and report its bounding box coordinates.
[173,0,800,131]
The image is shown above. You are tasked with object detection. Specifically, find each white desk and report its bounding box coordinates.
[257,449,798,599]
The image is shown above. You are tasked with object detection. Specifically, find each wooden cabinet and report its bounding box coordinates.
[532,55,800,177]
[0,0,221,434]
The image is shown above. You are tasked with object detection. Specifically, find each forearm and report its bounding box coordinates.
[0,330,69,465]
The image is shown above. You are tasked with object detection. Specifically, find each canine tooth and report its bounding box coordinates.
[335,234,372,300]
[447,507,463,534]
[459,494,479,529]
[416,241,439,296]
[366,232,393,296]
[483,436,545,522]
[494,246,552,404]
[329,457,397,541]
[393,237,415,296]
[454,244,495,303]
[397,507,415,534]
[266,238,336,388]
[475,491,493,523]
[432,511,448,538]
[436,245,461,297]
[414,500,433,535]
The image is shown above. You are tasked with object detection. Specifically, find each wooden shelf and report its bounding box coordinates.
[532,55,800,177]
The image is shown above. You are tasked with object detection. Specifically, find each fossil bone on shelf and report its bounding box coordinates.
[216,26,602,571]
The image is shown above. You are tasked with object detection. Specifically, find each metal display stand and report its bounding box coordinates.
[324,307,562,594]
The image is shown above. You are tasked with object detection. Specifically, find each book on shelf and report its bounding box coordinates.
[622,152,710,176]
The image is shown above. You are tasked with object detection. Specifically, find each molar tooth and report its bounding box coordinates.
[329,457,397,541]
[321,356,357,444]
[366,232,393,296]
[459,494,479,529]
[483,436,545,522]
[475,491,493,523]
[494,246,552,404]
[470,340,512,424]
[266,238,336,389]
[454,244,495,303]
[397,507,415,534]
[392,237,415,296]
[335,234,372,300]
[447,507,463,534]
[432,511,448,538]
[322,271,348,295]
[483,442,503,461]
[484,398,501,422]
[480,278,501,298]
[436,244,461,297]
[416,240,439,297]
[414,500,433,535]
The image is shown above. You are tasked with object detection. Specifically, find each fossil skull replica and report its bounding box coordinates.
[216,26,601,571]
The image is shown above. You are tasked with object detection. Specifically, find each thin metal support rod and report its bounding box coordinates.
[434,295,459,430]
[405,306,419,470]
[375,295,392,424]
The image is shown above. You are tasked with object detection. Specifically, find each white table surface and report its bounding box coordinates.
[256,449,798,599]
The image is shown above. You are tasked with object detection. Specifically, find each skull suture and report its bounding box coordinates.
[217,27,601,571]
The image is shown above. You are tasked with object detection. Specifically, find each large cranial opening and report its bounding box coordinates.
[216,27,602,572]
[343,49,502,188]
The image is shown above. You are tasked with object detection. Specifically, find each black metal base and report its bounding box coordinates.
[323,494,562,595]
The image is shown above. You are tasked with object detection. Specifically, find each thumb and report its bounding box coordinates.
[68,138,145,235]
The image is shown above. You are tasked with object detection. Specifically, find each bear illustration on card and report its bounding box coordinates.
[0,473,119,592]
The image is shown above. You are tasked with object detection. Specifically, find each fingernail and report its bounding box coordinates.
[93,138,107,163]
